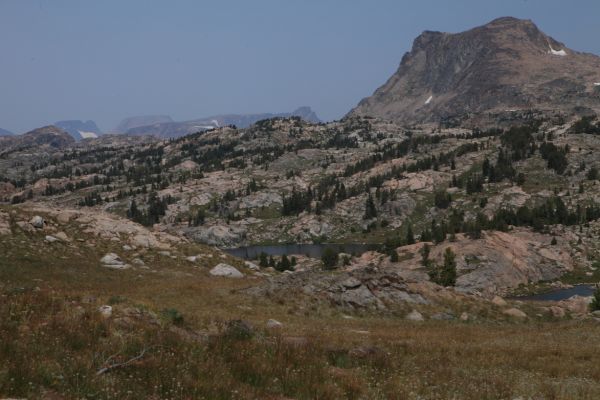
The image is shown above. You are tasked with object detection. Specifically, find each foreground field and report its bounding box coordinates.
[2,290,600,399]
[1,210,600,399]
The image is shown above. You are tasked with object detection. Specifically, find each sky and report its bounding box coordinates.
[1,0,599,133]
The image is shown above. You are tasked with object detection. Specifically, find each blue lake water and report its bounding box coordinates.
[517,285,596,301]
[223,243,378,260]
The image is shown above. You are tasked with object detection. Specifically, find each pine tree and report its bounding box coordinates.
[406,224,415,245]
[364,194,377,219]
[276,255,292,272]
[259,252,268,268]
[590,287,600,312]
[440,247,457,286]
[420,243,431,267]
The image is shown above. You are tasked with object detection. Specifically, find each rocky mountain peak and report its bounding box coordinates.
[349,17,600,126]
[22,125,75,147]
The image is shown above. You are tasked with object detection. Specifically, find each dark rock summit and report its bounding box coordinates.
[0,125,75,154]
[348,17,600,126]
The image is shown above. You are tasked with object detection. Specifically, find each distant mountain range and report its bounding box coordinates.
[0,128,13,136]
[121,107,321,138]
[54,120,102,140]
[114,115,174,134]
[2,107,321,143]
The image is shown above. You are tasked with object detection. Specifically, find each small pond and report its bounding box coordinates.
[517,285,597,301]
[223,243,379,260]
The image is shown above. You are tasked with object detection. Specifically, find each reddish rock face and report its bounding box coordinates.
[349,17,600,127]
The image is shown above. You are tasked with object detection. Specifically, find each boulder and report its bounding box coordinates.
[54,231,69,241]
[491,295,508,307]
[29,215,44,229]
[341,277,362,289]
[405,309,425,321]
[503,308,527,319]
[98,305,113,318]
[244,261,260,271]
[266,319,283,329]
[209,263,244,278]
[100,253,130,270]
[45,235,59,243]
[131,234,155,249]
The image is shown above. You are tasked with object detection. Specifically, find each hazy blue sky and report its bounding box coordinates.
[1,0,599,133]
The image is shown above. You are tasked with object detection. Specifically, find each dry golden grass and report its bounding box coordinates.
[2,208,600,399]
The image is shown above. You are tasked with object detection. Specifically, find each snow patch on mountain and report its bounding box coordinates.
[548,46,567,56]
[424,95,433,105]
[78,131,98,139]
[594,83,600,87]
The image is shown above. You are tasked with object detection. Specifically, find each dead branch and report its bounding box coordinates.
[96,347,151,376]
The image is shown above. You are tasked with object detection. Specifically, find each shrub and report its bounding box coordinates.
[321,248,339,270]
[590,288,600,312]
[259,252,268,268]
[434,189,452,209]
[161,308,184,326]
